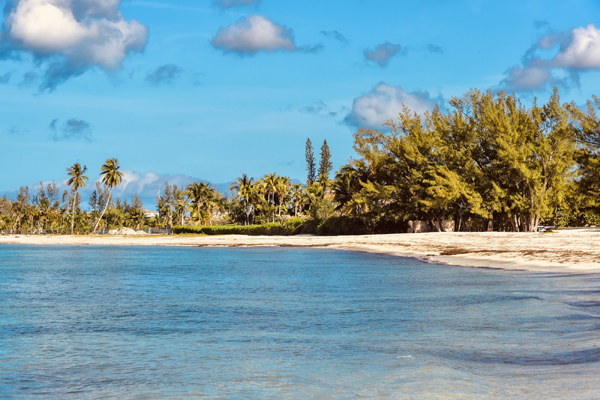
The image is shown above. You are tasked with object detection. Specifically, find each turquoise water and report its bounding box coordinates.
[1,245,599,399]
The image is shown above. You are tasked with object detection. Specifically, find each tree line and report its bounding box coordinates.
[2,88,600,235]
[0,141,336,234]
[332,88,600,233]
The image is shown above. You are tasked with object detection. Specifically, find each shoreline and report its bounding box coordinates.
[2,229,600,274]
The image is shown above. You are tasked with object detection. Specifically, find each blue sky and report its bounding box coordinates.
[2,0,600,201]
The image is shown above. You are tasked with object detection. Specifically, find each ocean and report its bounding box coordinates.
[1,245,599,399]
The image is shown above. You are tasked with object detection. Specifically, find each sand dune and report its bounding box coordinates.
[2,229,600,274]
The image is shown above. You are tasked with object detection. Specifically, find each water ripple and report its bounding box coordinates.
[1,245,599,399]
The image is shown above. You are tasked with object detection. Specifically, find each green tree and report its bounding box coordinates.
[318,139,333,180]
[260,173,279,222]
[230,174,256,225]
[275,176,291,217]
[131,193,144,209]
[290,183,304,217]
[305,138,316,184]
[93,158,124,233]
[66,163,89,234]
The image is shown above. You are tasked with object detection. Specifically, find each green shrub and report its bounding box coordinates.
[316,216,369,236]
[315,216,409,235]
[283,217,306,235]
[173,221,306,236]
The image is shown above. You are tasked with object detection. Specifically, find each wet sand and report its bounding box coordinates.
[2,228,600,273]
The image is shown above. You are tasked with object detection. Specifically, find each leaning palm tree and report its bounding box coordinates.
[93,158,124,233]
[66,163,89,235]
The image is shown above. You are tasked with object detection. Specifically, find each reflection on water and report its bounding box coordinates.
[0,245,599,399]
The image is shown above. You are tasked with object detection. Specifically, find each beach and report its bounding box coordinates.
[2,228,600,273]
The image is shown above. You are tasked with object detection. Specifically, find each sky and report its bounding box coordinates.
[2,0,600,203]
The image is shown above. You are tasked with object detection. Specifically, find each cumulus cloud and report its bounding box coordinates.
[0,72,10,84]
[107,171,227,201]
[213,0,259,9]
[145,64,183,85]
[552,25,600,69]
[2,0,148,91]
[363,42,402,67]
[501,24,600,91]
[211,15,317,55]
[344,83,442,129]
[320,30,347,44]
[501,65,554,91]
[50,118,93,141]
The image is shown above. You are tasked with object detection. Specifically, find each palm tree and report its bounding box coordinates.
[93,158,124,233]
[275,176,290,218]
[306,181,325,211]
[175,192,190,226]
[186,182,215,225]
[186,182,203,225]
[262,173,278,204]
[230,174,255,225]
[200,184,216,225]
[290,183,304,217]
[127,207,146,230]
[260,173,279,222]
[66,163,89,235]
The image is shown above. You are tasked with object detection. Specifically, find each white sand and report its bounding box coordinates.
[2,229,600,274]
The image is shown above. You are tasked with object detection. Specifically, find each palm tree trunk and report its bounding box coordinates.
[70,190,76,235]
[94,189,112,233]
[245,200,249,225]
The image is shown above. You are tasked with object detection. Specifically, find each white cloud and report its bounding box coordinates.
[211,15,298,55]
[501,24,600,91]
[501,65,554,91]
[3,0,148,89]
[552,24,600,69]
[344,83,441,129]
[109,170,197,198]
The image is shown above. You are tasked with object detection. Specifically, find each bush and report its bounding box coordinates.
[173,220,306,236]
[316,216,369,236]
[316,216,409,236]
[283,217,305,235]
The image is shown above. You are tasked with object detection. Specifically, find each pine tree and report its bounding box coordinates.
[131,193,144,209]
[305,138,316,184]
[318,139,333,179]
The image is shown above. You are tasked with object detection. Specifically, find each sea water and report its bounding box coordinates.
[0,245,599,399]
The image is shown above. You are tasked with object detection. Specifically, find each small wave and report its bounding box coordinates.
[440,347,600,366]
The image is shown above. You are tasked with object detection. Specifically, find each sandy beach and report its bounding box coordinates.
[2,228,600,274]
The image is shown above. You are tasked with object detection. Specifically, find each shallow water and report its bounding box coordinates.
[1,245,599,399]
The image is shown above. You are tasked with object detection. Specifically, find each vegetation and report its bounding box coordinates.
[305,138,316,184]
[66,163,88,235]
[2,88,600,236]
[173,218,305,236]
[93,158,124,233]
[334,89,596,232]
